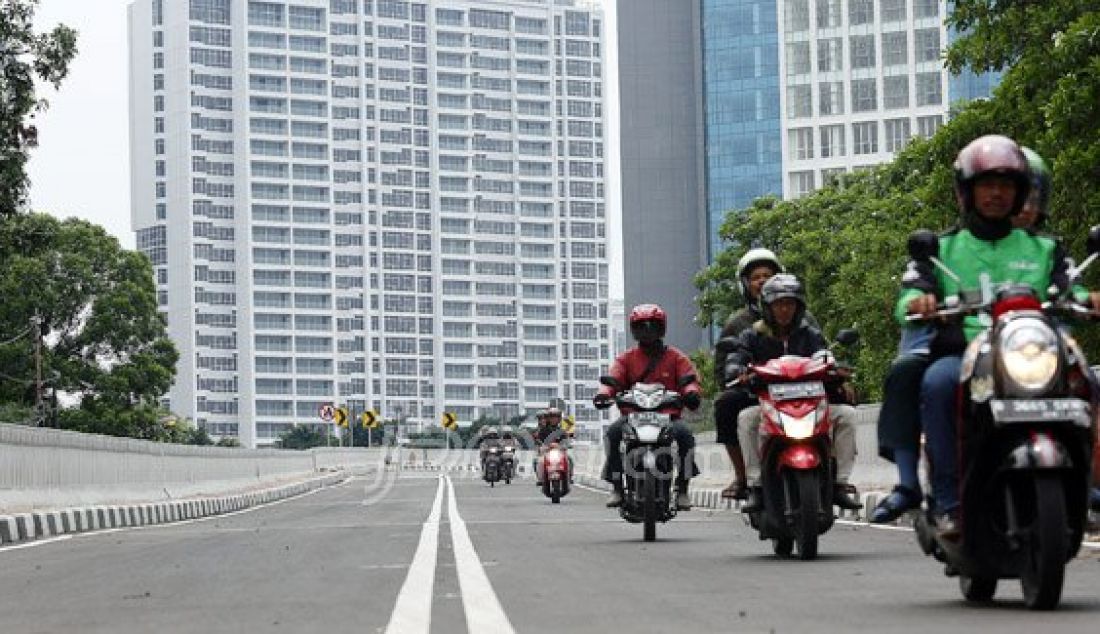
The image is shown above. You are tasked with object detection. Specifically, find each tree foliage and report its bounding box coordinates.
[0,213,178,435]
[278,424,329,450]
[0,0,78,214]
[696,3,1100,399]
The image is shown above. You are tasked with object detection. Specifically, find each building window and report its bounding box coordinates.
[913,0,939,19]
[879,0,907,23]
[848,0,873,25]
[786,42,811,76]
[820,167,846,187]
[916,72,942,106]
[785,0,809,33]
[787,84,812,119]
[850,35,876,69]
[883,75,910,109]
[789,171,815,198]
[884,118,912,153]
[815,0,841,29]
[788,128,814,160]
[917,115,943,139]
[819,124,845,158]
[817,38,842,72]
[882,31,907,66]
[853,121,878,155]
[851,79,877,113]
[915,28,941,63]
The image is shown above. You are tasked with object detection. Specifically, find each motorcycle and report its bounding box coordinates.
[482,445,503,487]
[539,441,571,503]
[906,227,1099,610]
[718,333,858,560]
[599,374,694,542]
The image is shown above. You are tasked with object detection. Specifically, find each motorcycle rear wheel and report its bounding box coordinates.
[794,470,820,561]
[642,471,657,542]
[1020,474,1067,610]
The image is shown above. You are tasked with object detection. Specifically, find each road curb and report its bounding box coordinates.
[0,472,348,548]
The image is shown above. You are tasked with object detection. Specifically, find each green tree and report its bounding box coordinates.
[0,0,78,214]
[278,424,328,450]
[0,213,178,435]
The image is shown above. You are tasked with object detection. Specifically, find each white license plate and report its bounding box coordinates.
[990,399,1090,425]
[628,412,670,424]
[768,381,825,401]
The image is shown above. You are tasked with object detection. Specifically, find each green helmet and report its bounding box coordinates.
[1021,146,1051,223]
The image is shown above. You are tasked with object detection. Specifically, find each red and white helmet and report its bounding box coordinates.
[629,304,667,343]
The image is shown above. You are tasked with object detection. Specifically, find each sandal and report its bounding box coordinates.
[722,481,746,500]
[869,485,921,524]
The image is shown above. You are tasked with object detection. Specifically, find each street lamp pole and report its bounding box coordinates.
[32,311,43,424]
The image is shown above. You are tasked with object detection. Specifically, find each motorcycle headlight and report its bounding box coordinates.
[999,318,1060,395]
[779,410,816,440]
[635,425,661,443]
[633,391,663,410]
[489,446,500,453]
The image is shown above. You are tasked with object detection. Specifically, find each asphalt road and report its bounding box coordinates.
[2,470,1100,633]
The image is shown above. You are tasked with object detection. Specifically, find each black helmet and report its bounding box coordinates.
[953,135,1031,216]
[759,274,806,329]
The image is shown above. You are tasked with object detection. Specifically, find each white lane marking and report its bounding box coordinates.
[836,518,1100,549]
[446,475,516,634]
[384,476,445,634]
[0,534,73,551]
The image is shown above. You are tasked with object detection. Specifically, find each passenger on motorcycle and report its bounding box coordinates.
[900,135,1100,537]
[871,144,1057,523]
[728,274,862,513]
[595,304,702,511]
[532,407,573,484]
[714,249,822,499]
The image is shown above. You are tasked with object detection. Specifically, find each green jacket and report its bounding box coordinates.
[895,227,1080,353]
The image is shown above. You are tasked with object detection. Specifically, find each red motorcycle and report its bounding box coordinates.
[720,334,856,560]
[539,441,571,503]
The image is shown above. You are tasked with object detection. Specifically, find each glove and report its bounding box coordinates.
[682,392,702,410]
[593,393,614,410]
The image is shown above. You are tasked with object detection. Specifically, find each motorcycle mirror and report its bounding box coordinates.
[907,229,939,262]
[1087,225,1100,256]
[835,328,860,347]
[714,337,738,354]
[677,374,696,388]
[599,375,621,388]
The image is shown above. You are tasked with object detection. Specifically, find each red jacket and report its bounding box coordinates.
[597,345,702,415]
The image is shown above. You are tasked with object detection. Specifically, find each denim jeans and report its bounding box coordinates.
[920,355,963,513]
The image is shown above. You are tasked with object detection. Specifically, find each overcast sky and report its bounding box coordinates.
[26,0,623,297]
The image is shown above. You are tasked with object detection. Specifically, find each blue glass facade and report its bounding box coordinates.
[701,0,782,260]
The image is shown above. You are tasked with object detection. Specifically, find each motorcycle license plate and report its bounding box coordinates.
[768,381,825,401]
[628,412,670,424]
[990,398,1090,426]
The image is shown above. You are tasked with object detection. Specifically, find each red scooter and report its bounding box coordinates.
[539,441,571,503]
[720,335,856,560]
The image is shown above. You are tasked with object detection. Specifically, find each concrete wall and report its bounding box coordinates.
[0,424,383,512]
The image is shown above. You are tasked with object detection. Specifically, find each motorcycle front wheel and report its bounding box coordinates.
[1020,474,1067,610]
[794,470,820,561]
[642,470,657,542]
[551,479,562,504]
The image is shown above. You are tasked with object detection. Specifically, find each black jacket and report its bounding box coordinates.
[716,306,821,386]
[729,320,850,404]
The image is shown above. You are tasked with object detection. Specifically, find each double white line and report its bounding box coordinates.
[385,475,515,634]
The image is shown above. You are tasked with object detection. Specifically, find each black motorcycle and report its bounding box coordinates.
[482,445,503,487]
[599,375,693,542]
[907,228,1099,610]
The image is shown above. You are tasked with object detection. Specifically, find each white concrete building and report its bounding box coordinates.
[777,0,984,198]
[129,0,610,446]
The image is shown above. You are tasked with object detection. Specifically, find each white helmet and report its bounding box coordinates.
[736,248,784,299]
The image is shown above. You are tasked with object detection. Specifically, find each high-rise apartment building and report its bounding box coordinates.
[129,0,610,447]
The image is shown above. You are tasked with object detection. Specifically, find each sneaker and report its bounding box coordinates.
[934,509,961,541]
[832,483,863,510]
[675,490,692,511]
[740,487,764,513]
[606,487,624,508]
[869,485,922,524]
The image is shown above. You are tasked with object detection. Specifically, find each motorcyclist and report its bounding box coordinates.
[729,274,862,513]
[595,304,702,511]
[478,425,503,472]
[532,407,573,484]
[900,135,1100,537]
[714,248,821,499]
[871,144,1057,523]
